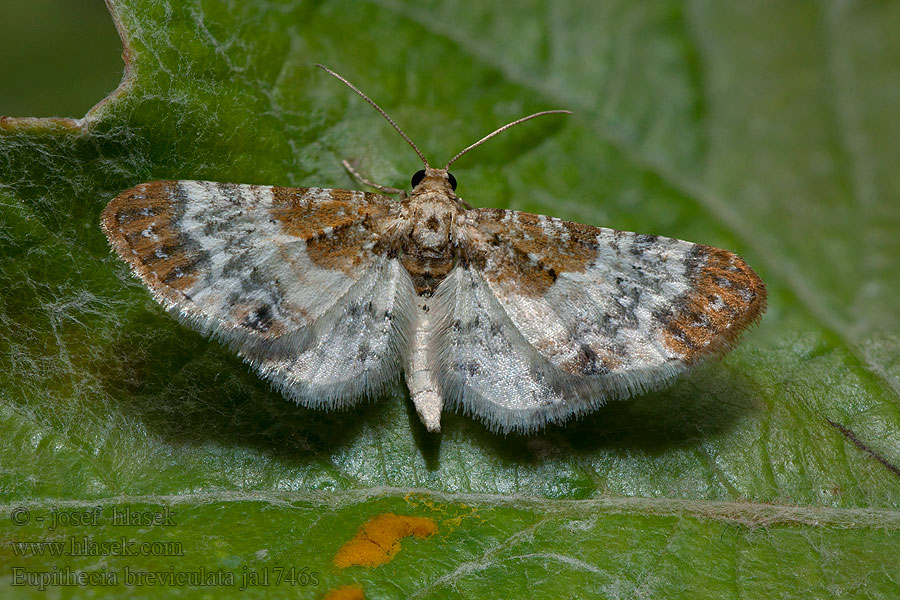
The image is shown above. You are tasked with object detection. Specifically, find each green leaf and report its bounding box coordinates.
[2,0,899,598]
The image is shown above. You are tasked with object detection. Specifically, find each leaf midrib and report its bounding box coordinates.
[4,489,899,528]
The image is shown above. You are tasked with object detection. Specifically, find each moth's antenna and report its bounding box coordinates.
[315,64,429,168]
[444,110,572,170]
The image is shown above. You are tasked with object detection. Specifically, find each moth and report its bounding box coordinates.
[101,65,766,434]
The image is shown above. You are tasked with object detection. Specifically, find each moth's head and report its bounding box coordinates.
[410,166,457,195]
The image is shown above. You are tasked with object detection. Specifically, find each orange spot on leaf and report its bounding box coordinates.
[333,513,438,568]
[322,583,365,600]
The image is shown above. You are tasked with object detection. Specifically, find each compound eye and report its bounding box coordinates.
[447,172,457,190]
[411,170,426,188]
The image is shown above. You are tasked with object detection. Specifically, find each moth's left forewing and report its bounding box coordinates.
[101,180,416,405]
[444,208,766,432]
[101,181,397,340]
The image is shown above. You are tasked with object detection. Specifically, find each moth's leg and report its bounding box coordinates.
[342,160,407,198]
[405,297,443,433]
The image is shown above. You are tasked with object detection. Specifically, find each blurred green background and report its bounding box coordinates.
[0,0,122,117]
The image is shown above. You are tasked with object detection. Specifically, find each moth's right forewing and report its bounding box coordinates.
[442,207,766,433]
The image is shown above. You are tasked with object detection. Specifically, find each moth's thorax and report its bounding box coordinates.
[398,168,463,295]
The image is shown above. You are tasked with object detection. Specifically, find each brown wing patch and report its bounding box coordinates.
[461,208,598,298]
[100,181,199,296]
[557,344,623,376]
[269,187,393,275]
[661,245,767,362]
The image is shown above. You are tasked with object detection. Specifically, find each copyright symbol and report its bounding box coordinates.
[10,507,29,526]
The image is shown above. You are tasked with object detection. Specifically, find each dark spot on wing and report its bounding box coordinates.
[242,304,274,332]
